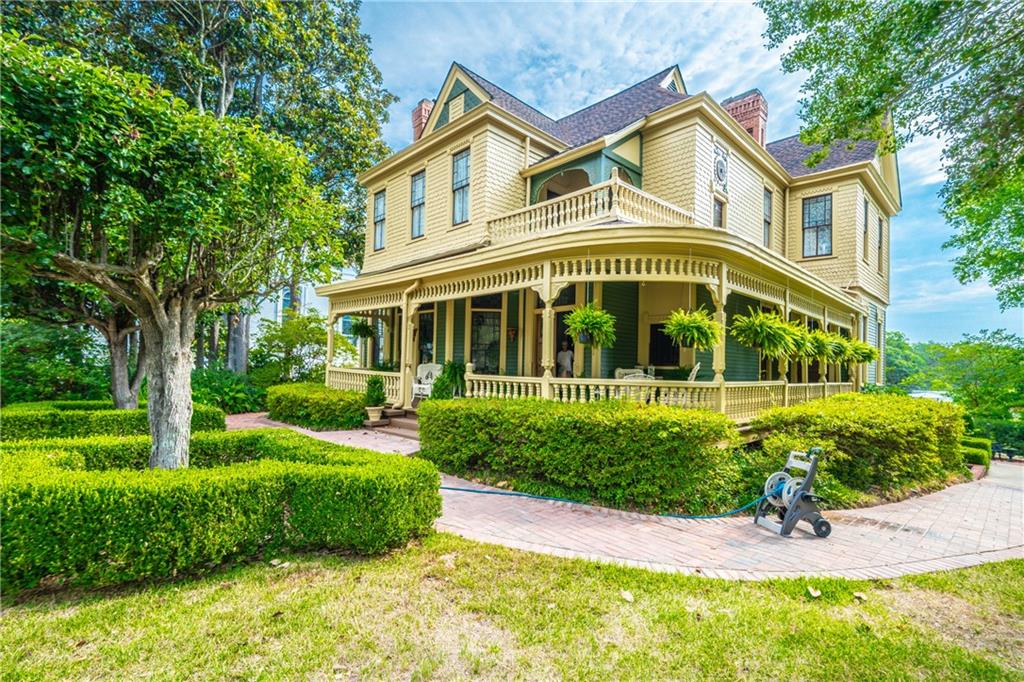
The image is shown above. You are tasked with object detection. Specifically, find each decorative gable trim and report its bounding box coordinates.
[659,66,687,95]
[422,64,492,139]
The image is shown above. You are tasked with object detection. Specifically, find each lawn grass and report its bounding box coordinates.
[2,533,1020,680]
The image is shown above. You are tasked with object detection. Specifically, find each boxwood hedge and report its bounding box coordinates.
[751,393,966,493]
[1,400,225,440]
[418,399,738,512]
[1,429,441,592]
[266,383,365,430]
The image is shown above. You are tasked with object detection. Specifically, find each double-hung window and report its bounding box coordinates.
[801,194,832,257]
[452,149,470,225]
[713,198,725,228]
[373,190,386,251]
[410,171,425,239]
[763,189,772,247]
[877,217,884,273]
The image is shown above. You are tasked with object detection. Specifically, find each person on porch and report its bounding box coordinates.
[557,340,574,378]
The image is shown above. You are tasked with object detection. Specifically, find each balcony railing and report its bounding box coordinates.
[326,367,400,404]
[486,177,697,243]
[463,364,854,424]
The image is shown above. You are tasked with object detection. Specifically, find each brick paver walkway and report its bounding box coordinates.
[228,413,1024,580]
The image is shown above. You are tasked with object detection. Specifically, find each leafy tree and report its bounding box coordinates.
[759,0,1024,309]
[2,38,339,468]
[0,318,110,404]
[250,308,355,387]
[2,279,146,407]
[885,330,926,387]
[934,330,1023,419]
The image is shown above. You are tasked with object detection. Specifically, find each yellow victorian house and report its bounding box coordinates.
[317,64,900,423]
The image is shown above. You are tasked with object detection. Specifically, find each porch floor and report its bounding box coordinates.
[227,414,1023,580]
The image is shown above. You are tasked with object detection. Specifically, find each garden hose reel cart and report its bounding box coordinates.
[754,447,832,538]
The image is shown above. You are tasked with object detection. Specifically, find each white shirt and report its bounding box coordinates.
[557,349,574,374]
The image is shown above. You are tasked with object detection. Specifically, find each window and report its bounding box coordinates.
[713,198,724,228]
[373,190,386,251]
[763,189,773,247]
[410,171,425,239]
[877,217,884,273]
[862,198,869,261]
[452,149,470,224]
[418,308,434,364]
[649,324,677,366]
[801,194,832,257]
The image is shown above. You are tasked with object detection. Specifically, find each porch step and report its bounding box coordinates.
[376,424,420,441]
[387,416,419,431]
[382,408,407,418]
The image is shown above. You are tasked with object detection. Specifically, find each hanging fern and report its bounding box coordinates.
[729,308,796,359]
[806,329,847,364]
[846,339,880,364]
[564,303,616,349]
[830,334,853,364]
[787,322,813,360]
[350,317,376,340]
[662,308,721,351]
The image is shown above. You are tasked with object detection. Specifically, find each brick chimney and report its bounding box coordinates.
[412,98,434,141]
[722,89,768,146]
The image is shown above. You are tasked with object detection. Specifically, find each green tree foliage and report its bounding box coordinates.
[1,37,339,468]
[250,308,354,387]
[884,330,927,386]
[0,319,110,404]
[759,0,1024,309]
[1,0,394,265]
[932,330,1023,419]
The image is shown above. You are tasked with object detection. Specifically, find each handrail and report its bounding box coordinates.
[486,178,697,243]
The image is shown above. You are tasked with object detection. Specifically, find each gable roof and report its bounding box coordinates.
[766,135,879,177]
[455,64,688,151]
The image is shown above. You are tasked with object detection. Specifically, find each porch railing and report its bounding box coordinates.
[486,177,696,243]
[463,366,854,424]
[325,367,401,404]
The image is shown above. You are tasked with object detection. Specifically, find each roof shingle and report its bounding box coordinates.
[766,135,879,176]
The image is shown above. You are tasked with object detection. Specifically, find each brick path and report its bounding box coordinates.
[228,413,1024,580]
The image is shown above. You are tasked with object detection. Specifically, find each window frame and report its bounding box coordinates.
[877,216,884,274]
[862,198,869,262]
[762,188,772,248]
[801,193,833,258]
[451,148,470,226]
[410,170,426,239]
[713,197,725,229]
[372,190,386,251]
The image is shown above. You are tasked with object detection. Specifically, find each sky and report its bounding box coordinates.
[358,0,1023,344]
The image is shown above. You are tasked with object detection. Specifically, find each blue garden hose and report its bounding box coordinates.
[438,482,786,520]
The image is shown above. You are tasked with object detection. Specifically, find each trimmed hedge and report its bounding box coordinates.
[961,446,991,467]
[1,429,441,591]
[975,419,1024,453]
[961,435,993,453]
[266,383,365,430]
[419,399,738,512]
[752,393,966,494]
[1,401,225,440]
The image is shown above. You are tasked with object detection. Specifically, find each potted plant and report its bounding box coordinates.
[662,307,721,351]
[350,317,376,341]
[564,303,616,378]
[364,374,387,421]
[729,307,796,378]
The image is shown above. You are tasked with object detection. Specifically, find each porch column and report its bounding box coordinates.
[396,282,421,408]
[533,262,563,400]
[709,264,729,414]
[326,313,337,365]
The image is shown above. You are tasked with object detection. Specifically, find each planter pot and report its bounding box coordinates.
[365,405,385,421]
[577,332,591,344]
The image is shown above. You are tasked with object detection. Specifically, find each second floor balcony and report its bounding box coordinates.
[486,170,699,244]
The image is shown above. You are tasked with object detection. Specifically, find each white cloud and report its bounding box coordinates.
[898,135,947,187]
[890,278,996,314]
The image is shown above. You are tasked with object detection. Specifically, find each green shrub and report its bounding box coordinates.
[960,436,992,453]
[419,399,738,512]
[265,383,365,430]
[191,364,265,414]
[0,401,225,440]
[1,429,441,591]
[429,361,465,400]
[974,419,1024,452]
[961,445,991,467]
[752,393,966,492]
[365,375,387,408]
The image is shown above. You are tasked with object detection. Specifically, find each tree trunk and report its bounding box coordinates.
[195,323,206,369]
[109,335,139,409]
[96,315,146,410]
[226,311,249,374]
[143,300,196,469]
[210,318,220,365]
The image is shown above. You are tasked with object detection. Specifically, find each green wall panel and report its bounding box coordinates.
[435,301,447,361]
[600,282,639,378]
[432,78,483,132]
[453,299,466,362]
[505,291,519,375]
